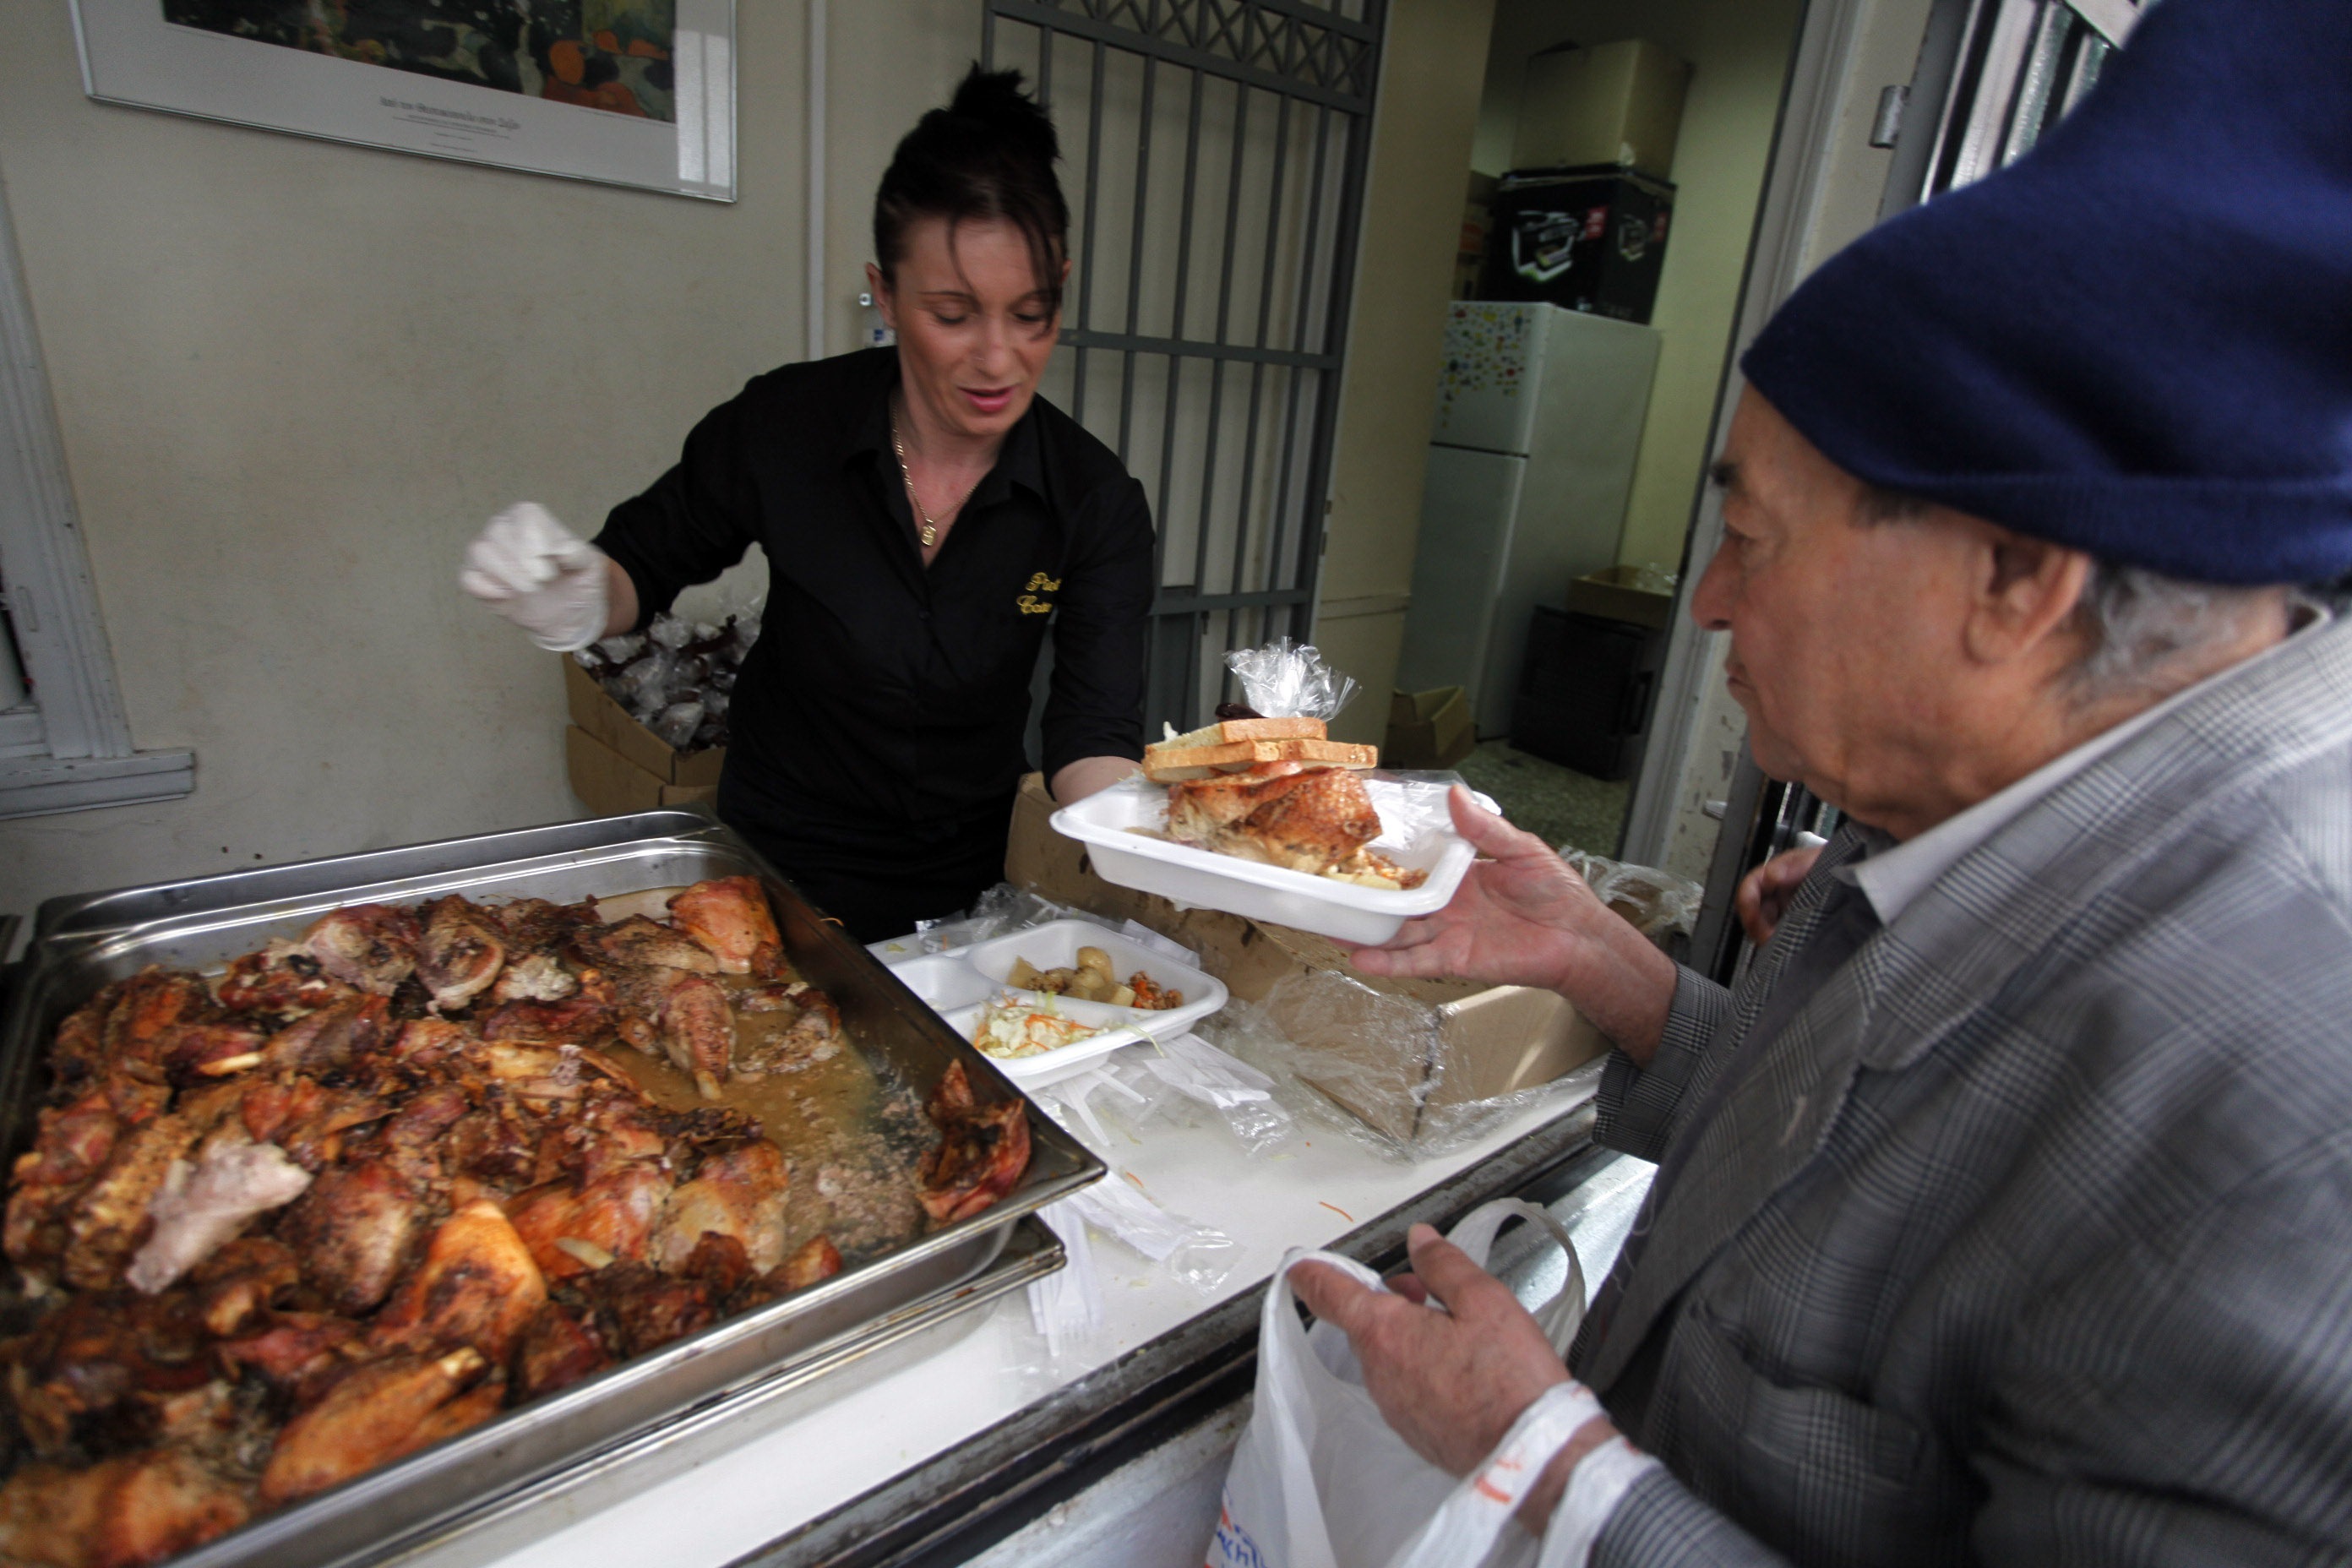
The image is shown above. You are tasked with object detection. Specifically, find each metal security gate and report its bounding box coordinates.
[983,0,1385,735]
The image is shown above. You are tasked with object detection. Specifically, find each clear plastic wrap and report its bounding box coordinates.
[1224,636,1360,721]
[1561,850,1703,948]
[1200,977,1605,1160]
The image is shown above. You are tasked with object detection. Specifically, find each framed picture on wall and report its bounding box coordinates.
[67,0,738,202]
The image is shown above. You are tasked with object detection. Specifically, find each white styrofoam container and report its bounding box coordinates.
[879,919,1228,1088]
[1048,776,1484,945]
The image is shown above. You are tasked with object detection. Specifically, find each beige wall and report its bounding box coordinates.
[1316,0,1500,748]
[1475,0,1801,575]
[0,2,993,914]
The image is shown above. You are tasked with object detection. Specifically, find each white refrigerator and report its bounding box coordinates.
[1394,302,1661,738]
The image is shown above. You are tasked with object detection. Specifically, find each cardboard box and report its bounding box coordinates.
[565,726,721,816]
[1482,166,1674,325]
[1004,774,1607,1144]
[1513,38,1691,177]
[1386,687,1478,770]
[1567,564,1676,631]
[563,658,727,788]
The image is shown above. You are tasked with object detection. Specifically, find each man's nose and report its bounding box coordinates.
[1689,541,1734,631]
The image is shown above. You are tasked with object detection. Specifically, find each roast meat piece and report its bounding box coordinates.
[214,944,355,1018]
[915,1062,1030,1225]
[593,915,719,974]
[298,906,422,997]
[651,1140,788,1274]
[505,1163,672,1281]
[415,897,508,1015]
[5,1089,126,1279]
[0,1448,249,1568]
[188,1237,302,1339]
[257,1348,493,1505]
[666,877,785,977]
[275,1161,426,1316]
[59,1086,242,1293]
[1164,764,1382,876]
[215,1312,368,1408]
[259,995,392,1076]
[122,1135,312,1295]
[11,1290,213,1458]
[369,1200,547,1363]
[510,1301,611,1401]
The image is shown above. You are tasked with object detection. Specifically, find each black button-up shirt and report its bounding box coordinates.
[594,348,1152,922]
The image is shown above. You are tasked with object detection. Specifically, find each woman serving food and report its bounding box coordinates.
[461,68,1150,941]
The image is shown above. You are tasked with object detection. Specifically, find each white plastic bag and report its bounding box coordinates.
[1209,1199,1588,1568]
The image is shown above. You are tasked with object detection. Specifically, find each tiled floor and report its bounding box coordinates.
[1456,738,1630,855]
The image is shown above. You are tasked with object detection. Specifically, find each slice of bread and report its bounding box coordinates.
[1143,737,1379,781]
[1155,716,1329,749]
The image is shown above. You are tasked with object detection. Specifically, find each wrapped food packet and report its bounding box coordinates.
[1224,637,1359,722]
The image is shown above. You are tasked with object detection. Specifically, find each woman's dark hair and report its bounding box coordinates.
[874,64,1070,312]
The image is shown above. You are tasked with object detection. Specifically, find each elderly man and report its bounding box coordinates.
[1292,0,2352,1561]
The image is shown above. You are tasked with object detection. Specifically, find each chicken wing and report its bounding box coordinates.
[256,1348,491,1505]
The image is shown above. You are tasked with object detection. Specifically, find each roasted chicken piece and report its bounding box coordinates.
[734,984,842,1077]
[10,1289,214,1457]
[593,915,719,974]
[667,876,785,977]
[651,1140,788,1274]
[215,1312,368,1408]
[656,972,735,1100]
[0,1447,250,1568]
[915,1062,1031,1225]
[215,944,355,1017]
[238,1075,389,1172]
[477,997,614,1051]
[300,905,422,997]
[122,1132,312,1294]
[414,896,508,1015]
[511,1300,611,1400]
[259,994,392,1076]
[369,1200,547,1363]
[772,1233,844,1293]
[46,968,214,1091]
[572,1261,722,1358]
[1165,764,1382,874]
[188,1237,302,1338]
[274,1160,427,1315]
[505,1163,672,1281]
[150,1023,270,1086]
[257,1347,494,1505]
[57,1086,242,1292]
[6,1088,128,1278]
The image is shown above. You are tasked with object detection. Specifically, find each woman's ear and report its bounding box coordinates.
[864,261,896,330]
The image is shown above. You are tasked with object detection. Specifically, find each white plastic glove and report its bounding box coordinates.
[459,503,612,653]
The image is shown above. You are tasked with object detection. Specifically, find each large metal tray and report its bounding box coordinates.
[0,809,1103,1568]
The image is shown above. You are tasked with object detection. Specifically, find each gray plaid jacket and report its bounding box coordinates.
[1571,618,2352,1565]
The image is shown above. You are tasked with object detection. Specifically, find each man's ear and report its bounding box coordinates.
[1963,523,2093,666]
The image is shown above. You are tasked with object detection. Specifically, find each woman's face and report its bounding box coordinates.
[871,215,1065,449]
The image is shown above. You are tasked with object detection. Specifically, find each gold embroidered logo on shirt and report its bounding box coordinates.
[1018,572,1061,614]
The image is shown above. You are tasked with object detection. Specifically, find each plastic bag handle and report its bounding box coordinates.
[1439,1198,1587,1358]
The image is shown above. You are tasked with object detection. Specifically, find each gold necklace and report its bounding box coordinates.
[890,406,981,550]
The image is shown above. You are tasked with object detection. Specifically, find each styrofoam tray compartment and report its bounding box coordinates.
[939,997,1151,1088]
[956,920,1227,1037]
[882,954,999,1014]
[1048,775,1482,945]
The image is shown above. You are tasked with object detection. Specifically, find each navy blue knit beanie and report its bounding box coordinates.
[1742,0,2352,585]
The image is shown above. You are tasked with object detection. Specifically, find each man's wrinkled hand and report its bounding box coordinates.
[1339,787,1679,1064]
[1289,1222,1576,1475]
